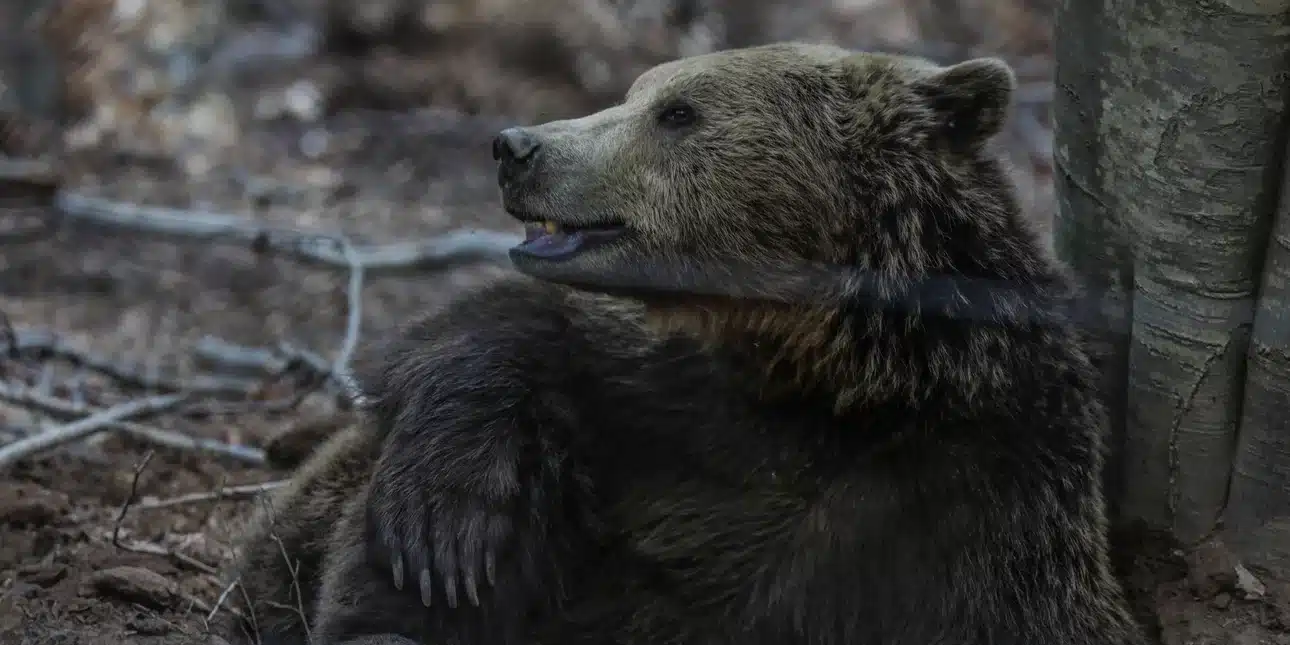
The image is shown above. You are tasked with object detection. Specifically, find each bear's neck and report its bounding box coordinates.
[645,278,1079,416]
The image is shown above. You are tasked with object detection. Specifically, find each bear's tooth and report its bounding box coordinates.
[543,221,558,234]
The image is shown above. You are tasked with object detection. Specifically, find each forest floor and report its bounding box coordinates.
[1,6,1289,645]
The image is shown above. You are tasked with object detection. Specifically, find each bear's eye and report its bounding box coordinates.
[657,102,698,129]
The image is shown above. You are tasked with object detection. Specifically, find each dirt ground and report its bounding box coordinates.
[0,100,517,645]
[1,3,1288,644]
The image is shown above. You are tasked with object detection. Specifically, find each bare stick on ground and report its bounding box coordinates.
[55,190,520,274]
[194,336,353,408]
[0,392,189,468]
[135,481,287,511]
[329,234,365,402]
[0,382,266,466]
[109,450,220,577]
[5,326,265,398]
[111,449,157,548]
[207,579,245,627]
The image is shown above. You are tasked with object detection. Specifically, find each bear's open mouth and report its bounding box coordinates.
[511,215,627,260]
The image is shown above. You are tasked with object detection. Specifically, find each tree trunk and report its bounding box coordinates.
[1112,0,1290,546]
[0,0,62,123]
[1054,0,1290,545]
[1051,0,1133,516]
[1226,159,1290,575]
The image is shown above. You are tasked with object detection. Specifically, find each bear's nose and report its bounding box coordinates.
[492,128,541,164]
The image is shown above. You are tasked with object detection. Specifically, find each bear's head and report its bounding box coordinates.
[494,42,1071,408]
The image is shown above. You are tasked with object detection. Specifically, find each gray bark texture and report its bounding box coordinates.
[1226,159,1290,576]
[1111,0,1290,546]
[1053,0,1290,545]
[0,0,61,121]
[1051,0,1133,515]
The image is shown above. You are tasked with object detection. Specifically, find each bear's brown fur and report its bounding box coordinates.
[227,42,1147,645]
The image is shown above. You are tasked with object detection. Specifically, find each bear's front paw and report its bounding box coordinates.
[366,460,518,610]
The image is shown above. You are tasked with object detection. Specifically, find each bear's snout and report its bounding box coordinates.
[494,127,544,189]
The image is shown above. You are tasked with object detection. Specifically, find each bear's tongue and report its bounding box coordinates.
[521,223,586,258]
[517,221,624,259]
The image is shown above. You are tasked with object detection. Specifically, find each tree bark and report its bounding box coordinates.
[1226,155,1290,575]
[0,0,62,121]
[1051,0,1134,516]
[1055,0,1290,544]
[1101,0,1290,545]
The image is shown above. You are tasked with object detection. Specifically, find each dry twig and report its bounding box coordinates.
[4,322,352,414]
[330,235,365,400]
[135,481,287,511]
[0,382,266,465]
[4,327,264,398]
[111,449,156,548]
[207,578,244,627]
[195,336,333,384]
[193,336,298,378]
[0,392,188,468]
[110,450,219,576]
[195,336,355,409]
[55,191,519,274]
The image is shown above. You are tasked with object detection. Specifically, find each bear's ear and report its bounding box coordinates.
[911,57,1015,149]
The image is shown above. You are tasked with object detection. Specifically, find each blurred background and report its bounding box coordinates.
[0,0,1060,427]
[0,0,1056,221]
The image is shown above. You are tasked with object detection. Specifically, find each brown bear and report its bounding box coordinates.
[226,42,1147,645]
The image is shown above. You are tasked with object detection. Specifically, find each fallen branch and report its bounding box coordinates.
[0,392,188,468]
[110,450,218,577]
[330,236,364,401]
[192,336,296,378]
[206,578,244,627]
[194,336,357,409]
[0,382,266,466]
[185,235,367,407]
[0,210,55,244]
[4,327,264,398]
[111,450,154,547]
[55,191,520,274]
[135,481,287,511]
[0,156,59,200]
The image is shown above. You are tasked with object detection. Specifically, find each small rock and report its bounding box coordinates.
[1186,540,1239,600]
[253,92,285,120]
[17,562,67,587]
[299,128,330,159]
[284,80,323,122]
[1210,592,1232,610]
[88,566,179,610]
[126,616,173,635]
[0,483,70,526]
[1235,563,1266,599]
[113,0,145,23]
